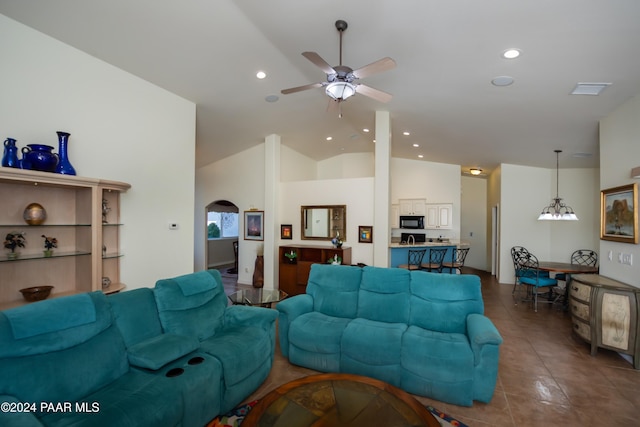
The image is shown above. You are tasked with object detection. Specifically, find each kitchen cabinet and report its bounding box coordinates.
[570,274,640,369]
[279,245,352,296]
[398,199,426,216]
[425,204,453,229]
[0,168,130,309]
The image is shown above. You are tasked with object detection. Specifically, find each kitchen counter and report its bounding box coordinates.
[389,240,469,248]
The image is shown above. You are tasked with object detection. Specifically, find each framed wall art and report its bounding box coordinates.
[244,210,264,241]
[358,226,373,243]
[281,224,292,240]
[600,183,638,243]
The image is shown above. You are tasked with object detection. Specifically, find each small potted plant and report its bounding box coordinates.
[4,232,26,260]
[284,250,297,264]
[327,254,342,265]
[42,235,58,257]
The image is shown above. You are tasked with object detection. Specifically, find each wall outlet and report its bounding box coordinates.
[245,267,249,273]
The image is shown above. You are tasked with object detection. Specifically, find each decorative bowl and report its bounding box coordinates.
[19,286,54,302]
[23,202,47,225]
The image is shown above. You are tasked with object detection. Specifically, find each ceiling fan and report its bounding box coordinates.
[281,20,396,115]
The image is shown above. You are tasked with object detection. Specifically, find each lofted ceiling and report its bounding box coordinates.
[1,0,639,173]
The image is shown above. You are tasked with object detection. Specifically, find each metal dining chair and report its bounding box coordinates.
[554,249,598,281]
[420,248,448,273]
[442,247,470,274]
[398,248,427,271]
[517,252,558,312]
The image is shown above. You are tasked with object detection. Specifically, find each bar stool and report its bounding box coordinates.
[398,249,427,271]
[420,248,448,273]
[442,248,470,274]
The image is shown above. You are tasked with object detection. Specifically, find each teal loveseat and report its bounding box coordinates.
[277,264,503,406]
[0,270,277,427]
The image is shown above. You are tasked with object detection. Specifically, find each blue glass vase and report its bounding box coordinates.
[2,138,20,168]
[55,131,76,175]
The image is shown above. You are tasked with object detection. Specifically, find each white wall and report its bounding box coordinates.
[195,145,265,285]
[461,176,487,270]
[600,95,640,287]
[0,14,196,289]
[317,153,375,179]
[280,146,317,182]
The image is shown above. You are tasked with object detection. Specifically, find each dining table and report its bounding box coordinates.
[537,262,599,309]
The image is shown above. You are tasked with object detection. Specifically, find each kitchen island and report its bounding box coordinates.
[389,240,469,272]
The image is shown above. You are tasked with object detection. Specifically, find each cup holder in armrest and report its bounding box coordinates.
[166,367,185,377]
[188,356,205,365]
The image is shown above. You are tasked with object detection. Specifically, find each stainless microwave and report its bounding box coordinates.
[399,215,424,229]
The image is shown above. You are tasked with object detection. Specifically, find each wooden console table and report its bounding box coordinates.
[279,245,352,296]
[570,274,640,369]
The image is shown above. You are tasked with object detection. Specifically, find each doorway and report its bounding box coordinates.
[205,200,239,273]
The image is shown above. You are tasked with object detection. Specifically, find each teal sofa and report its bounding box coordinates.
[277,264,503,406]
[0,270,277,427]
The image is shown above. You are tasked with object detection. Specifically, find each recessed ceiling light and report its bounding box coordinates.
[418,154,424,159]
[256,71,266,79]
[502,49,521,59]
[412,143,419,148]
[326,136,332,141]
[492,76,514,87]
[403,131,410,136]
[265,94,279,103]
[470,168,483,175]
[571,83,611,96]
[363,128,370,133]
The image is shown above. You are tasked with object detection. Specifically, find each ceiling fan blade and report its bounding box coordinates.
[302,52,336,75]
[281,82,323,95]
[356,84,393,103]
[352,57,396,79]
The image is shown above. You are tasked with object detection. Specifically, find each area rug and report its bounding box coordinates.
[208,400,469,427]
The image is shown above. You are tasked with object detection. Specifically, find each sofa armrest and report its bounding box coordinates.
[223,305,278,330]
[466,313,503,360]
[275,294,313,358]
[0,395,44,427]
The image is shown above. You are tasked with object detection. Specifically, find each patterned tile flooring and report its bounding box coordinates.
[220,267,640,426]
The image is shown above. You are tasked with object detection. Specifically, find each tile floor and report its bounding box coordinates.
[221,267,640,426]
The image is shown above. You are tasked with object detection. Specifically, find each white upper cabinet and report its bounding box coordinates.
[425,203,453,229]
[398,198,426,216]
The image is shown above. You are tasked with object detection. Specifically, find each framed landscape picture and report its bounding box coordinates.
[244,210,264,241]
[600,183,638,243]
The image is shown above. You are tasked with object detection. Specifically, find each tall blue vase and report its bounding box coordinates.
[2,138,20,168]
[55,131,76,175]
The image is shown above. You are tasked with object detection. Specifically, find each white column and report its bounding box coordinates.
[374,111,391,267]
[264,134,280,290]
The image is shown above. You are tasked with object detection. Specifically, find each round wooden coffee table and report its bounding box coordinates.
[242,373,440,427]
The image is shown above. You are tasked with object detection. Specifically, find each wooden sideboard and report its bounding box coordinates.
[570,274,640,369]
[279,245,352,296]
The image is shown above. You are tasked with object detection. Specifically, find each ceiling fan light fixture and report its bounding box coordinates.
[326,81,356,101]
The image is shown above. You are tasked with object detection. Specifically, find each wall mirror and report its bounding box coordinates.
[301,205,346,241]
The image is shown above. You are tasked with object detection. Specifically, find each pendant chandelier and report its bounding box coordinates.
[538,150,578,221]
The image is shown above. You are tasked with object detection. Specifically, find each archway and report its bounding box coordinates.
[205,200,239,274]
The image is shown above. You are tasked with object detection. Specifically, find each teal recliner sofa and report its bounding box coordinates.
[277,264,503,406]
[0,270,277,427]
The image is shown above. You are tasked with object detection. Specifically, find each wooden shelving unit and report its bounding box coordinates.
[0,168,130,309]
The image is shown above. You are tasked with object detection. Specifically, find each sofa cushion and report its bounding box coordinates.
[108,287,163,347]
[289,311,352,355]
[401,325,474,405]
[409,272,483,334]
[127,333,200,370]
[358,267,411,323]
[307,264,362,318]
[200,325,273,387]
[154,270,227,341]
[0,292,110,357]
[342,318,407,366]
